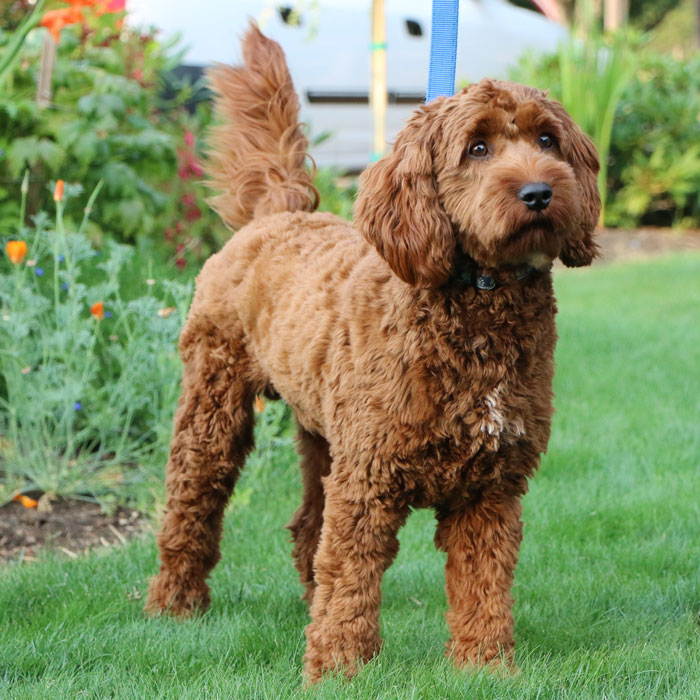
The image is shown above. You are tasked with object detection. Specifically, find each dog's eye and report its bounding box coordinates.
[469,141,488,158]
[538,133,555,150]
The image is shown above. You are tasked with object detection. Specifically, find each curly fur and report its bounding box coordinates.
[146,24,601,684]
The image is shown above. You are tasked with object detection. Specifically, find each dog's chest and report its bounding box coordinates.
[399,284,556,498]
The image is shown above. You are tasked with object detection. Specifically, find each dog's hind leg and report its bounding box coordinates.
[286,427,331,605]
[145,316,255,617]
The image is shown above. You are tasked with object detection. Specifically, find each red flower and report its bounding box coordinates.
[184,131,195,147]
[175,258,186,269]
[185,205,201,222]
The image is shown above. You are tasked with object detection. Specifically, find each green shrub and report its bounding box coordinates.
[0,182,192,506]
[607,52,700,227]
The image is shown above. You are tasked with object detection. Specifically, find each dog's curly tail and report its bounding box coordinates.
[206,22,319,229]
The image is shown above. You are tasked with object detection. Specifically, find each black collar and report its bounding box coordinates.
[448,256,538,290]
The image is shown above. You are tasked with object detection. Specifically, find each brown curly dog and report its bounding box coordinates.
[145,23,600,683]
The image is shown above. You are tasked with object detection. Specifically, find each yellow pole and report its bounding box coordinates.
[370,0,387,161]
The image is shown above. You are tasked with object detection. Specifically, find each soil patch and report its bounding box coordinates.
[0,498,149,564]
[594,227,700,264]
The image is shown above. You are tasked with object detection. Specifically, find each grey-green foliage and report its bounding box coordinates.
[0,185,192,505]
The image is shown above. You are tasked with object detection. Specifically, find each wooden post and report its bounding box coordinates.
[36,33,56,107]
[370,0,387,161]
[604,0,628,32]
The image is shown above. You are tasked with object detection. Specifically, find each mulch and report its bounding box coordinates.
[0,498,149,564]
[1,227,698,566]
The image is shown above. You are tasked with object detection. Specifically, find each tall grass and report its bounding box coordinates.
[557,31,636,220]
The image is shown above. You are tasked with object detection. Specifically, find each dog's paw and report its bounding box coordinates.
[144,572,210,618]
[303,623,380,684]
[448,640,517,674]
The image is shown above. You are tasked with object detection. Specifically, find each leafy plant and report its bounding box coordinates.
[607,52,700,227]
[0,7,226,266]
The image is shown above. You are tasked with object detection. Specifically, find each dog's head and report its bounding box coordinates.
[354,79,601,286]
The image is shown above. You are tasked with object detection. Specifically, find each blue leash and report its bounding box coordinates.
[425,0,460,103]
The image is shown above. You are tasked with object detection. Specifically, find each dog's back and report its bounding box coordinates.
[206,22,319,230]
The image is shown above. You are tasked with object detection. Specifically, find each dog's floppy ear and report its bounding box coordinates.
[354,106,454,287]
[549,100,601,267]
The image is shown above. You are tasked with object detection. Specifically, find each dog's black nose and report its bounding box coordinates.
[518,182,553,212]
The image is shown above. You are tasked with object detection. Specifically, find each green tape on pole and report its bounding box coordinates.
[369,41,387,51]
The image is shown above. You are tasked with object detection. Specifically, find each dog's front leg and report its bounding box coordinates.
[434,486,524,670]
[303,471,407,683]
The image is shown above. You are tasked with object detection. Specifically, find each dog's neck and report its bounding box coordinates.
[448,250,550,291]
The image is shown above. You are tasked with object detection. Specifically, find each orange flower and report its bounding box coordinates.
[254,396,266,413]
[157,307,176,318]
[6,240,28,264]
[90,301,105,319]
[41,1,124,42]
[40,7,84,43]
[13,493,38,509]
[53,179,65,202]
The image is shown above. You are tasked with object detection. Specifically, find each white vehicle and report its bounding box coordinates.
[128,0,566,169]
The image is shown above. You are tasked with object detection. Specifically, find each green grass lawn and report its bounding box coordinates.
[2,253,699,700]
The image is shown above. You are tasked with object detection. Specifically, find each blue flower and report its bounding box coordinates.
[74,402,82,411]
[35,267,44,276]
[104,311,113,318]
[61,282,69,291]
[58,254,65,263]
